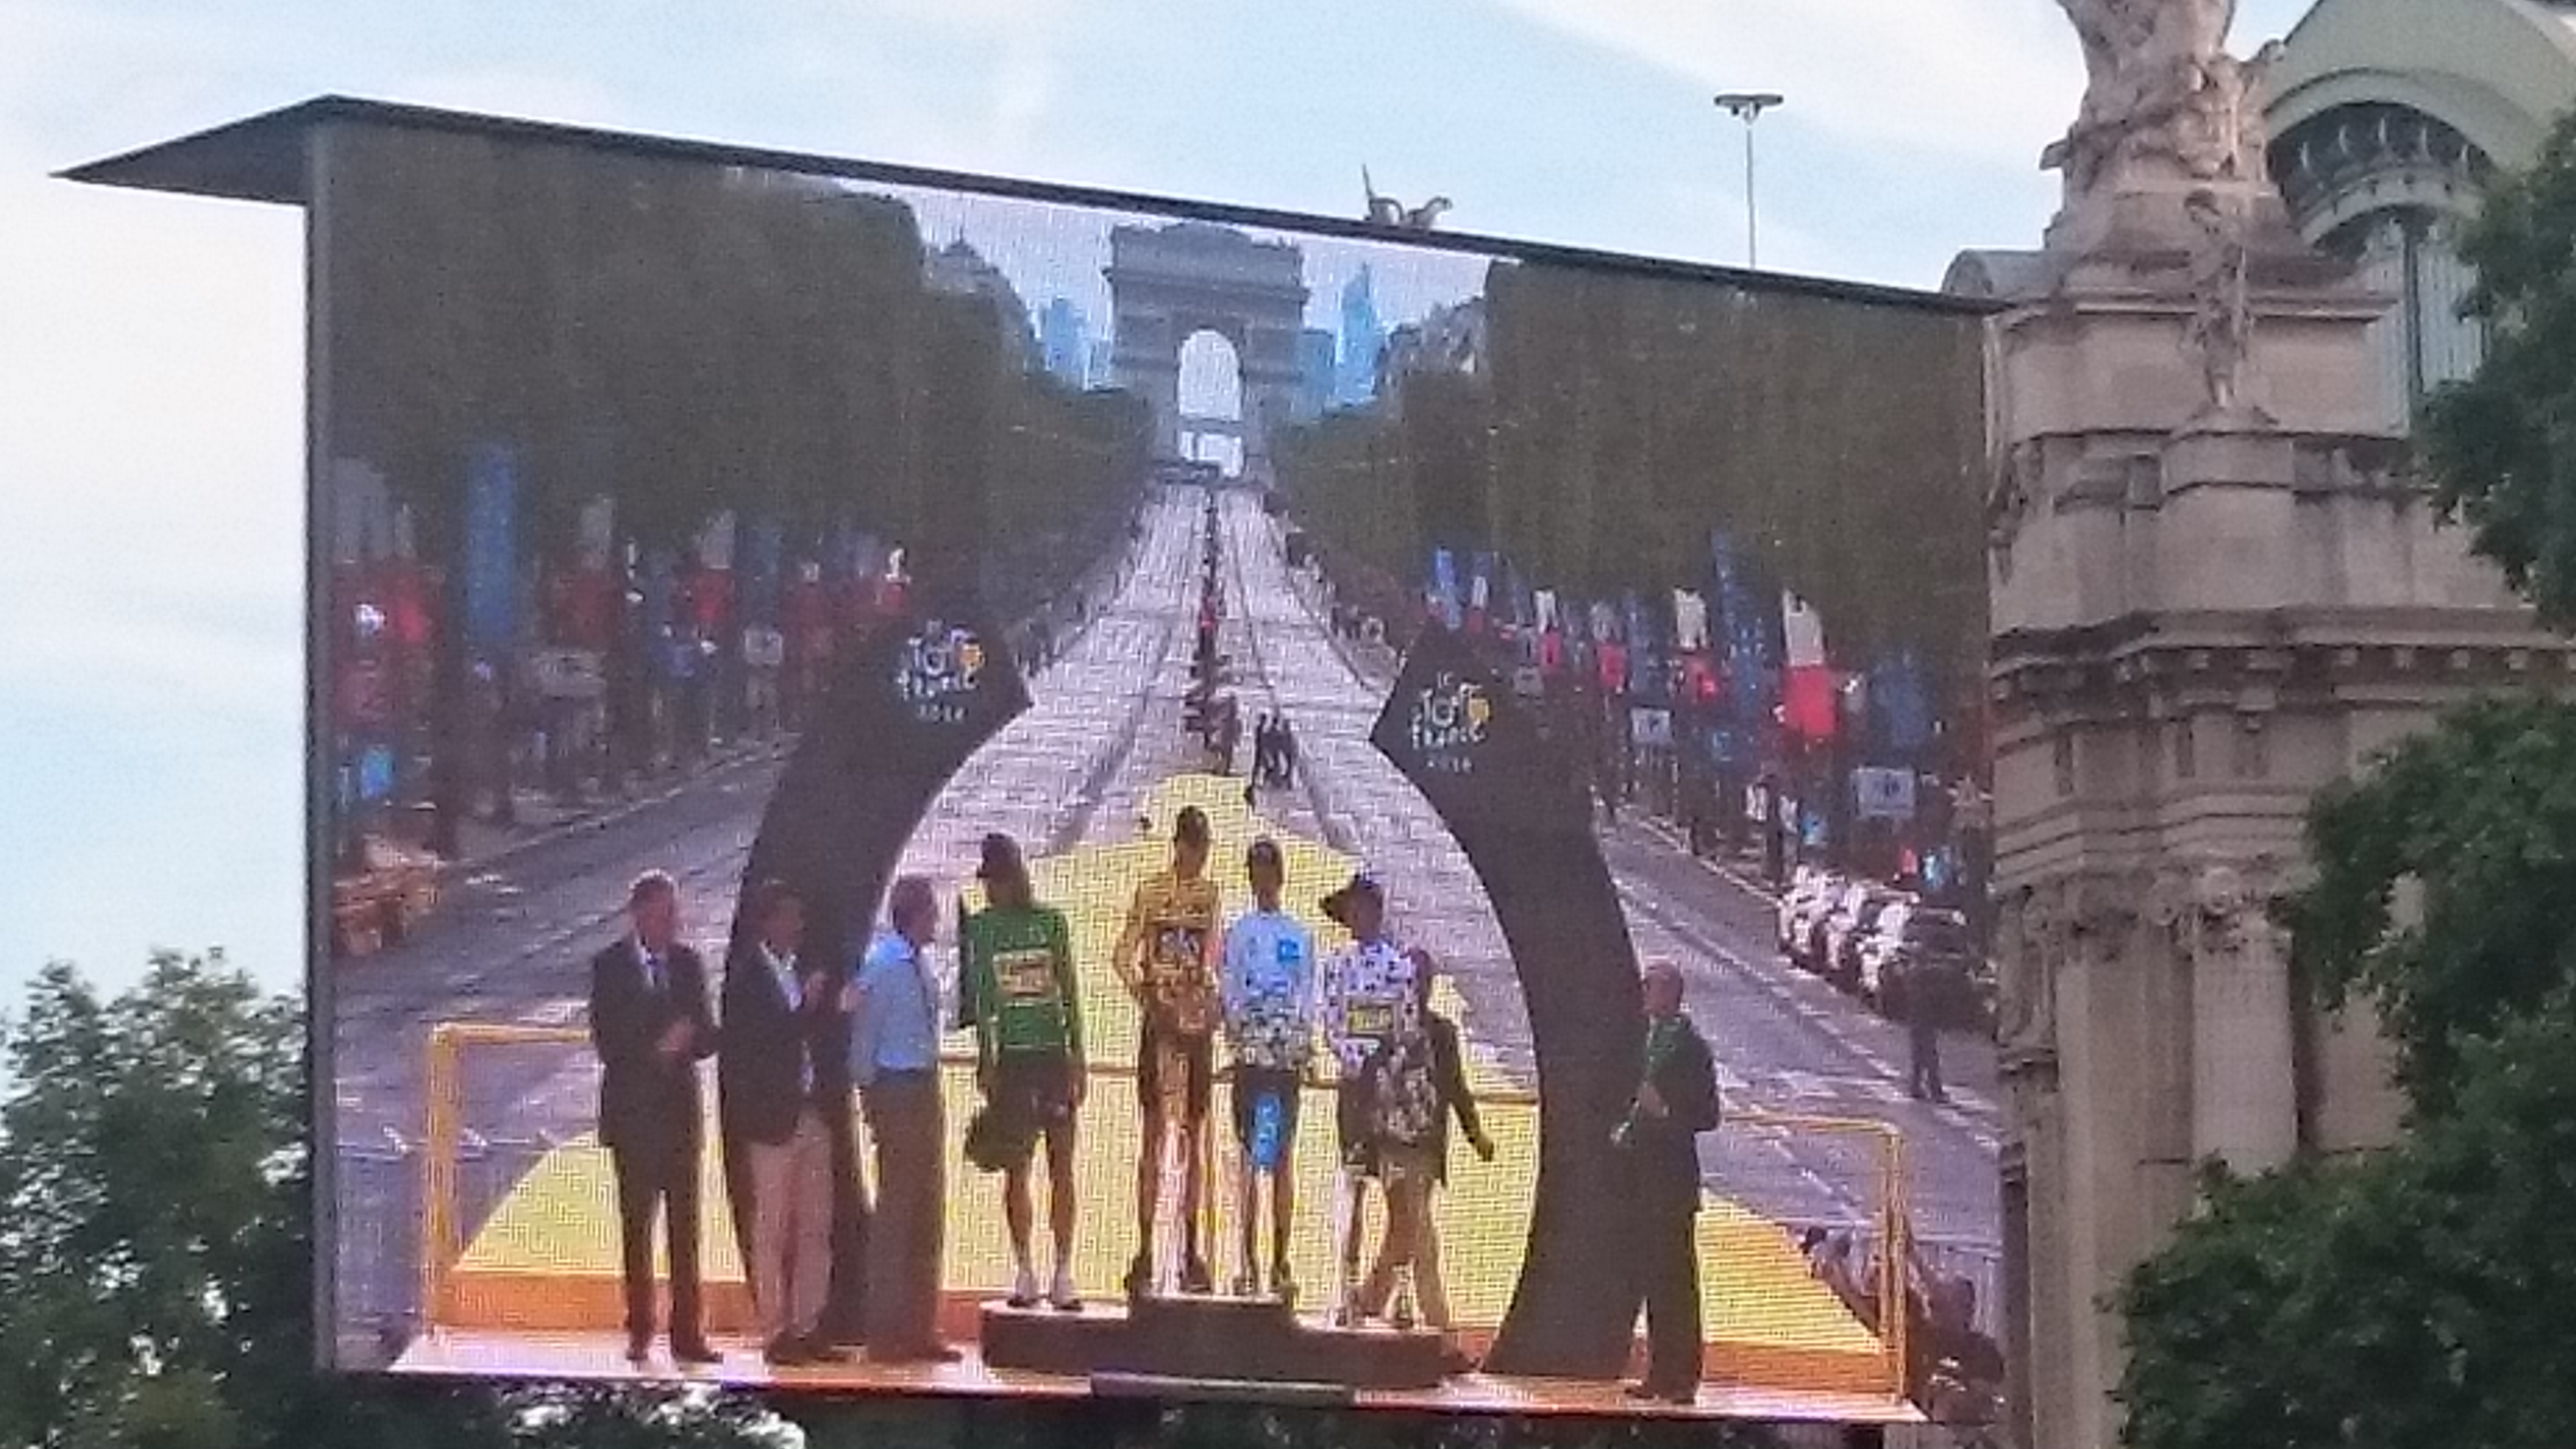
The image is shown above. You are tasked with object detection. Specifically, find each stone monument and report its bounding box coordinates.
[1947,2,2556,1444]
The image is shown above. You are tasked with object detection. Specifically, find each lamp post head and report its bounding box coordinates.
[1714,92,1786,121]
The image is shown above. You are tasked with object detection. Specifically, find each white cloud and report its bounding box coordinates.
[1491,0,2084,171]
[837,0,1076,34]
[393,69,633,130]
[0,127,303,725]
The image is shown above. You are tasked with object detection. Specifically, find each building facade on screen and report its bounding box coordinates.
[70,99,1997,1432]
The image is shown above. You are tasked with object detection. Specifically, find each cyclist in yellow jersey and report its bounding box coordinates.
[1113,806,1223,1298]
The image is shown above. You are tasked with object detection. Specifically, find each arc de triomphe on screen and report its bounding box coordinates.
[1105,220,1309,478]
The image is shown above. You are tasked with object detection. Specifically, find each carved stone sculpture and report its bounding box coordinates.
[2045,0,2279,198]
[1996,885,2050,1057]
[1987,441,2040,577]
[2184,188,2255,415]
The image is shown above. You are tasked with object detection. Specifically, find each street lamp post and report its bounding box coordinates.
[1713,92,1785,269]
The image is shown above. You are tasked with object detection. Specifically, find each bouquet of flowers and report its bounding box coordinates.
[1613,1015,1684,1148]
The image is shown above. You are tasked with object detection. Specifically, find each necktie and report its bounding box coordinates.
[642,951,661,995]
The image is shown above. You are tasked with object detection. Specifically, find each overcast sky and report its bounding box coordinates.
[0,0,2318,998]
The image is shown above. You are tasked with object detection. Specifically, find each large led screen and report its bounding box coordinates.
[305,113,1996,1426]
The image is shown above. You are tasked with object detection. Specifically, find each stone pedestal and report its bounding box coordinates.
[1959,181,2548,1448]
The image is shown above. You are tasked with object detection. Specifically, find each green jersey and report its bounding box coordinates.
[964,904,1082,1066]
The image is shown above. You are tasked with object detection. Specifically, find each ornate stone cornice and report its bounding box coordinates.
[1994,857,2298,1067]
[1990,628,2571,724]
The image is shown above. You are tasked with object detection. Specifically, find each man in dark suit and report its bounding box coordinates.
[719,879,852,1367]
[1614,959,1723,1406]
[587,870,720,1368]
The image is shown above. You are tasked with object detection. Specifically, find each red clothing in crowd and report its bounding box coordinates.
[1597,641,1629,695]
[685,566,732,636]
[547,568,617,651]
[1684,655,1720,706]
[380,561,433,651]
[1783,667,1840,742]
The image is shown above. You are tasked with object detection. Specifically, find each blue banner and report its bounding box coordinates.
[637,547,674,647]
[1708,724,1742,767]
[462,443,521,652]
[1871,649,1933,759]
[1712,530,1776,736]
[744,516,785,626]
[1430,548,1464,631]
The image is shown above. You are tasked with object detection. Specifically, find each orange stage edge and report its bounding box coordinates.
[390,1328,1924,1424]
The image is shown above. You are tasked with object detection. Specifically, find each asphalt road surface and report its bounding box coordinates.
[328,481,2001,1361]
[327,492,1193,1362]
[1209,490,2002,1292]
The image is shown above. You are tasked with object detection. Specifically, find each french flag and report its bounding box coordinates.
[1781,591,1838,742]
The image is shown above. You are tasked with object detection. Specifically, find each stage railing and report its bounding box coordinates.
[418,1020,594,1326]
[419,1024,1911,1399]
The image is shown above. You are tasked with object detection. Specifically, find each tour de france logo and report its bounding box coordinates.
[1407,670,1493,775]
[893,621,984,724]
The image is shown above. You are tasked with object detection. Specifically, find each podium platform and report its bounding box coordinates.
[979,1292,1451,1391]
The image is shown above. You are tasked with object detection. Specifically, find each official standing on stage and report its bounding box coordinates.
[720,879,849,1367]
[848,875,959,1363]
[1614,960,1722,1405]
[588,871,720,1368]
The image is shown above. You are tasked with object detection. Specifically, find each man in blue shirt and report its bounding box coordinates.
[1221,838,1318,1303]
[847,875,956,1363]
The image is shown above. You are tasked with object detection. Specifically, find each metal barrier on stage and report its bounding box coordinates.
[418,1022,1914,1401]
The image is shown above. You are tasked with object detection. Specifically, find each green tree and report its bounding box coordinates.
[0,953,511,1449]
[2424,107,2576,627]
[2120,1007,2576,1449]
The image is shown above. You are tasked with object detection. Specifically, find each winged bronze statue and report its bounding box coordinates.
[1363,168,1453,231]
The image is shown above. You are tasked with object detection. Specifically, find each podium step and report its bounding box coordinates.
[981,1293,1450,1389]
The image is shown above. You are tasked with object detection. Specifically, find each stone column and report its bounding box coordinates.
[2171,862,2299,1170]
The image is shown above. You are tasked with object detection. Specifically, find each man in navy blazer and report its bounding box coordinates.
[719,879,855,1366]
[588,870,719,1367]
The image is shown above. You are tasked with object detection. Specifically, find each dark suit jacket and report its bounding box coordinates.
[718,939,851,1147]
[1623,1012,1721,1213]
[588,938,716,1156]
[1425,1012,1487,1187]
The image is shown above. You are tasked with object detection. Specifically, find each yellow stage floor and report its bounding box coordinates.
[425,776,1901,1411]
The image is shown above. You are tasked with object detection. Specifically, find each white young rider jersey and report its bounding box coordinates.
[1222,908,1318,1072]
[1322,936,1420,1076]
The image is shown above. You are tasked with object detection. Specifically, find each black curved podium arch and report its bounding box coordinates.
[1370,626,1645,1379]
[718,606,1646,1371]
[720,594,1032,1338]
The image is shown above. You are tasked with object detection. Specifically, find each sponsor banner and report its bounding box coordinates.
[527,647,608,701]
[1852,765,1918,821]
